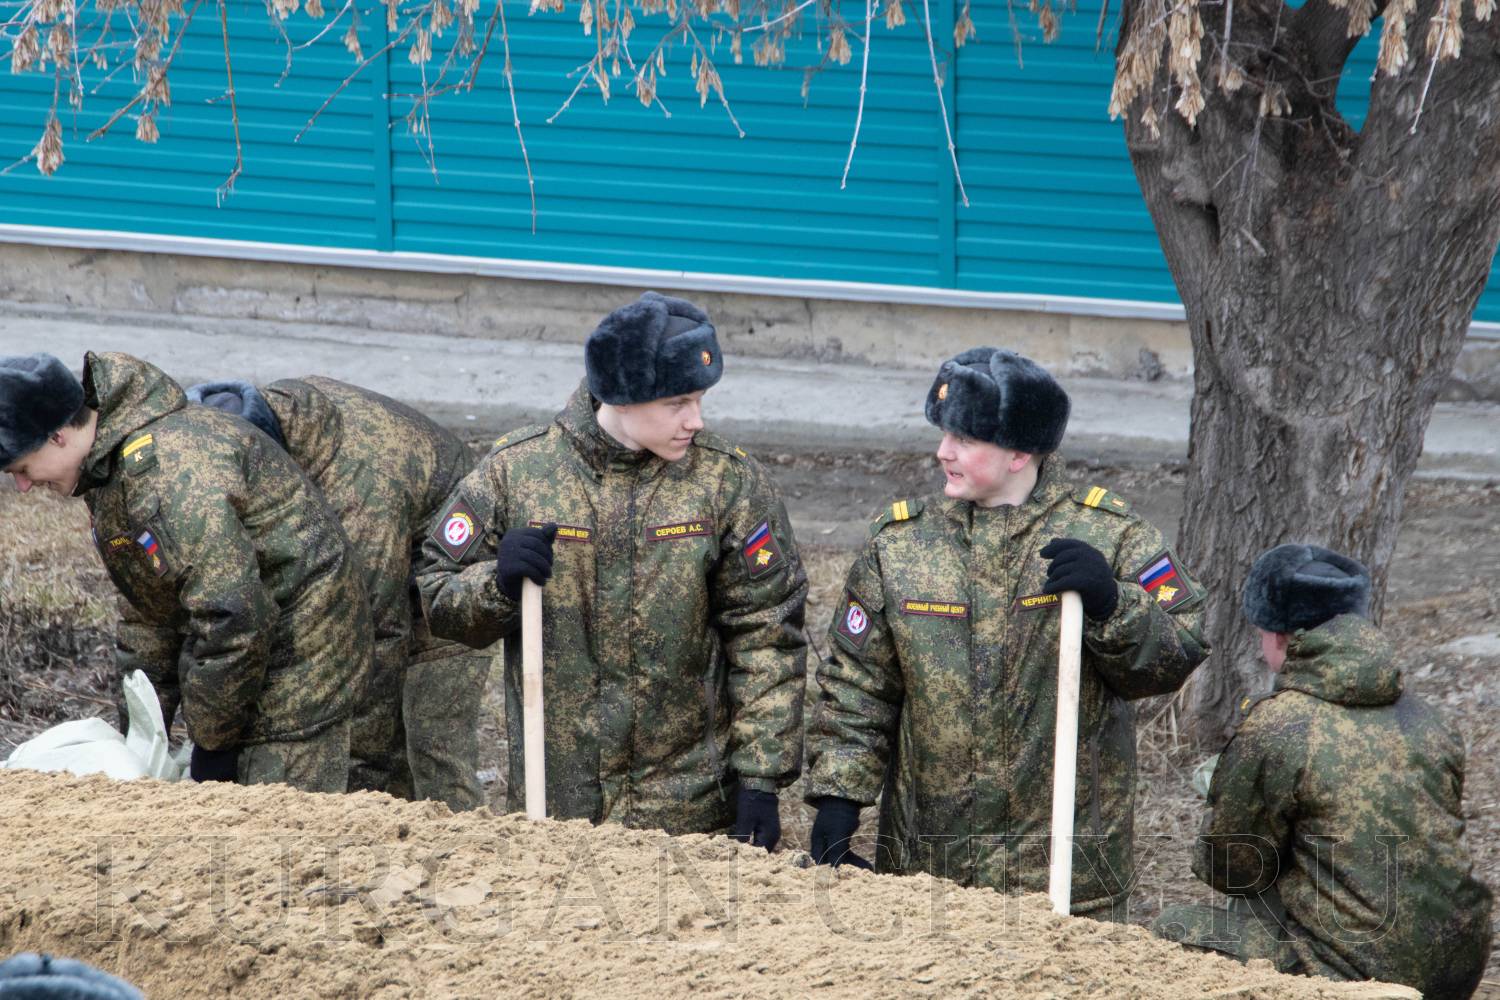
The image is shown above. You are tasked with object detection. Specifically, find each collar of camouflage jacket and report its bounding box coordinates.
[937,454,1075,535]
[1275,613,1402,707]
[555,379,666,478]
[77,351,188,494]
[262,377,345,481]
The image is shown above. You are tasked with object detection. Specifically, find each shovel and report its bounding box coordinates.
[521,578,546,820]
[1048,590,1084,916]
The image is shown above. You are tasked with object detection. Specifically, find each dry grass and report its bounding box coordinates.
[0,487,116,746]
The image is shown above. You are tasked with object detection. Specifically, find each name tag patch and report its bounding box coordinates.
[531,521,592,542]
[900,599,968,618]
[1013,592,1061,613]
[647,520,713,542]
[432,495,481,561]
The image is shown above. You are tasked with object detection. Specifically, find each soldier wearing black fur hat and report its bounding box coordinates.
[0,352,372,792]
[805,347,1211,918]
[1153,544,1492,998]
[414,292,808,845]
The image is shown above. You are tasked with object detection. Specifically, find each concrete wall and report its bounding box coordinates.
[0,243,1190,380]
[2,242,1497,399]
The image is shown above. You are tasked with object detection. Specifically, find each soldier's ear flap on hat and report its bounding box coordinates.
[1242,543,1372,634]
[924,346,1069,455]
[186,380,287,450]
[0,352,85,469]
[586,291,723,406]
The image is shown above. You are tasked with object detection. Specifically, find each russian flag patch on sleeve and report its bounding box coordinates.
[1136,549,1193,612]
[741,520,784,579]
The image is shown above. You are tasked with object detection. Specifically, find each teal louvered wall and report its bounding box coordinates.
[1,0,1497,321]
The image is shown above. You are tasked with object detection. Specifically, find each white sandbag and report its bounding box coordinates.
[3,671,183,782]
[122,669,182,781]
[3,718,148,780]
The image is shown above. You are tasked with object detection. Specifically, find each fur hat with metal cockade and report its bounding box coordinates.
[186,380,287,450]
[924,347,1070,454]
[585,291,724,406]
[1242,543,1372,634]
[0,353,85,469]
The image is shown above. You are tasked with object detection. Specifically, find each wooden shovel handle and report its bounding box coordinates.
[521,578,546,821]
[1048,590,1084,916]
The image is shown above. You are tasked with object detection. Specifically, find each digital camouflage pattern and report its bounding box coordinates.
[1156,614,1492,998]
[259,376,485,810]
[238,718,351,792]
[77,353,371,790]
[414,381,809,834]
[806,458,1210,914]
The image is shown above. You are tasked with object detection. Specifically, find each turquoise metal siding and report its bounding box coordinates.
[1,0,1497,321]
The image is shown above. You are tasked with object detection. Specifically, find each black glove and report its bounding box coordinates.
[189,745,240,783]
[809,796,873,869]
[496,523,558,602]
[1040,537,1119,621]
[731,787,781,851]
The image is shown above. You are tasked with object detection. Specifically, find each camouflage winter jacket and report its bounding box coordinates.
[78,352,372,749]
[260,377,475,668]
[1195,614,1492,996]
[414,381,809,834]
[807,459,1210,913]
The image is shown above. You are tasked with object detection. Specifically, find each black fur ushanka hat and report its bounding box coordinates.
[924,347,1070,454]
[0,353,85,469]
[1242,543,1372,633]
[585,292,723,406]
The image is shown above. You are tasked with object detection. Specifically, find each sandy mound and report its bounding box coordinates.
[0,771,1422,1000]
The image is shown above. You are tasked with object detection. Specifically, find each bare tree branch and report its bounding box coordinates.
[215,0,244,203]
[840,0,872,189]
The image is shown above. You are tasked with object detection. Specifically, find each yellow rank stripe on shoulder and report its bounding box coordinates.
[892,500,911,521]
[122,434,154,458]
[1083,486,1108,508]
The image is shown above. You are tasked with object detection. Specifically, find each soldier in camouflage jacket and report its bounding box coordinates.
[188,375,487,811]
[0,352,372,791]
[415,293,808,839]
[1154,545,1492,999]
[806,348,1209,917]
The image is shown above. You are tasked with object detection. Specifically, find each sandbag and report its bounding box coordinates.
[3,671,184,781]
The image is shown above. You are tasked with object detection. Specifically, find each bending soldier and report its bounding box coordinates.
[805,347,1210,918]
[1153,544,1493,998]
[187,375,488,811]
[414,292,808,844]
[0,353,372,791]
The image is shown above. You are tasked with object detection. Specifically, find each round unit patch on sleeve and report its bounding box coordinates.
[835,592,873,651]
[433,495,482,561]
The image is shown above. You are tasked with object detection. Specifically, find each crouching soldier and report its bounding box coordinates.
[415,292,808,845]
[805,347,1210,918]
[0,352,372,791]
[1153,544,1493,998]
[186,375,488,811]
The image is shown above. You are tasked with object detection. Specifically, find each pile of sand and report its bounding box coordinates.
[0,770,1417,999]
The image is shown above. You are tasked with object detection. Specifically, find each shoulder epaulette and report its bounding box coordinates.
[1075,484,1131,516]
[119,432,159,476]
[489,425,548,453]
[1233,688,1280,729]
[869,498,924,536]
[692,431,752,462]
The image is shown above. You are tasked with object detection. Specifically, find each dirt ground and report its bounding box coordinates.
[0,769,1423,999]
[1,449,1497,997]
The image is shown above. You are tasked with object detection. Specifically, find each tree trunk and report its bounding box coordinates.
[1116,0,1500,746]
